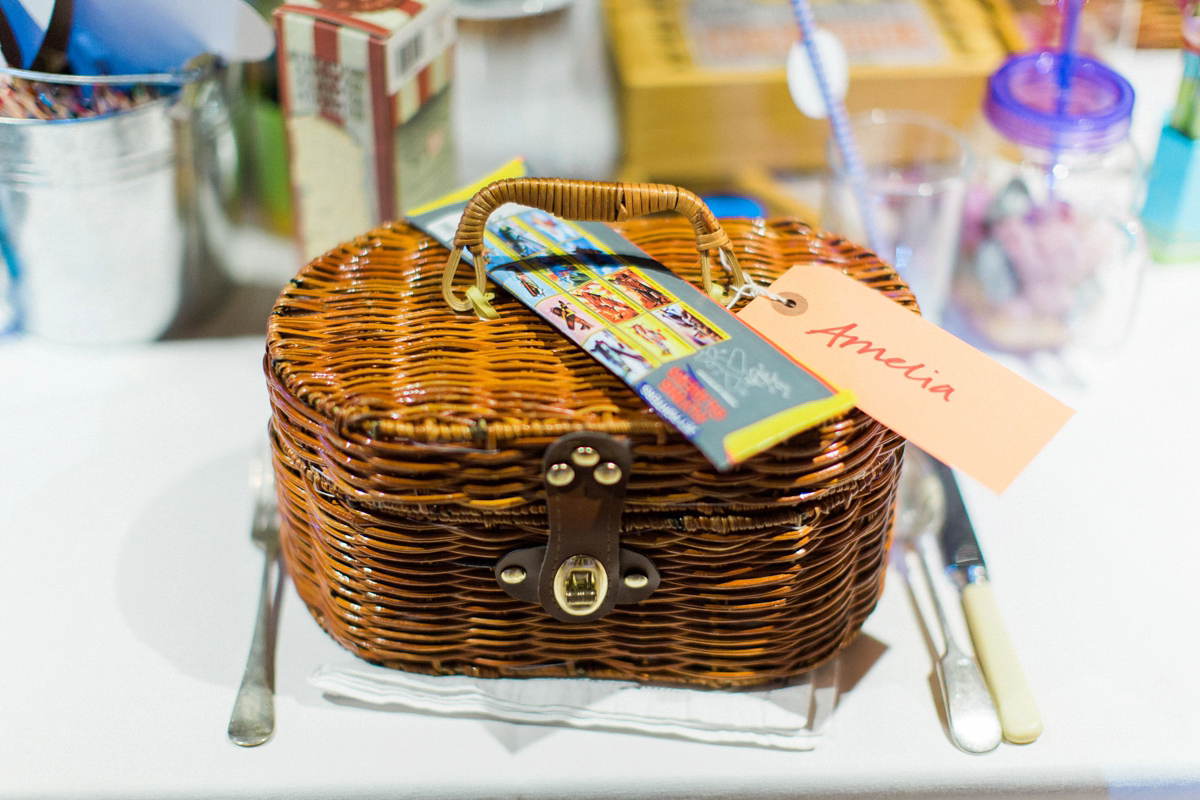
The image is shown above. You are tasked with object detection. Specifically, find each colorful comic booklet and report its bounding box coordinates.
[410,184,855,471]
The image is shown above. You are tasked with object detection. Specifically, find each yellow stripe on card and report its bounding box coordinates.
[405,158,528,215]
[721,390,858,465]
[483,231,522,261]
[508,216,563,253]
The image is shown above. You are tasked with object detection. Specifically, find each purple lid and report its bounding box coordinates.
[985,52,1135,153]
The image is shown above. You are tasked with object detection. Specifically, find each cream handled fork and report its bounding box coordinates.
[227,449,282,747]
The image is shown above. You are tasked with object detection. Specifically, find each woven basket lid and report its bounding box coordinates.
[265,216,915,514]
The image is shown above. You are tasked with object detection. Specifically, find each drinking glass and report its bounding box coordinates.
[822,109,973,323]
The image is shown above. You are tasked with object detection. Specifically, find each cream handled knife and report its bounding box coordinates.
[931,458,1043,745]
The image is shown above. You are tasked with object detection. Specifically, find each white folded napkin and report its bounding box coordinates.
[310,659,840,751]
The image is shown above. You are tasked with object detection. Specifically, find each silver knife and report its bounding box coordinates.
[931,457,1043,745]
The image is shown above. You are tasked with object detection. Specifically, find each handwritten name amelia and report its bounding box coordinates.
[805,323,954,401]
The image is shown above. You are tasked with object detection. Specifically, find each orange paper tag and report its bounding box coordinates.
[738,265,1074,493]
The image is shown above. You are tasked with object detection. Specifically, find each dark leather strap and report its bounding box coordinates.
[0,4,24,68]
[494,432,659,623]
[536,432,630,622]
[29,0,72,74]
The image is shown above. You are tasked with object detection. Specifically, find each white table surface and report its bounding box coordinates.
[1,45,1198,800]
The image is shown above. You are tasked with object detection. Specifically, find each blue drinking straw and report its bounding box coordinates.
[1049,0,1084,194]
[787,0,887,258]
[1057,0,1084,113]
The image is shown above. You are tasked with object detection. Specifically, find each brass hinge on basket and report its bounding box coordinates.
[494,432,659,623]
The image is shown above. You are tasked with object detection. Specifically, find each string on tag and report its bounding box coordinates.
[723,280,799,310]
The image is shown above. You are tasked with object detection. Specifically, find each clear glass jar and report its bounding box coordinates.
[952,52,1147,354]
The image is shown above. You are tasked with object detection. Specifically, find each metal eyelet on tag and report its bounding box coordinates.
[771,291,808,316]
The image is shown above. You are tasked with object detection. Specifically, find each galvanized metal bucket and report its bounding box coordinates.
[0,66,238,344]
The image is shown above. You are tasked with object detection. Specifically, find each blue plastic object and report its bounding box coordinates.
[1142,124,1200,262]
[0,0,43,68]
[0,0,207,76]
[67,0,206,75]
[700,194,768,219]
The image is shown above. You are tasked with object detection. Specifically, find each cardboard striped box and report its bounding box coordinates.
[276,0,457,261]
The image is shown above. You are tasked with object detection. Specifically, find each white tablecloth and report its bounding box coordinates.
[1,44,1197,800]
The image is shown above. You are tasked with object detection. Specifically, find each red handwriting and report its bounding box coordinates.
[658,367,727,424]
[805,323,954,401]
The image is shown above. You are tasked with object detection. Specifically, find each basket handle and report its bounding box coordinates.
[440,178,747,316]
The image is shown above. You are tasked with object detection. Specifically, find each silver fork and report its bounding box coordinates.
[227,449,282,747]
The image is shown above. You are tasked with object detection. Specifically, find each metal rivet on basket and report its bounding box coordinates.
[623,571,649,590]
[594,462,622,485]
[571,446,600,467]
[547,463,575,487]
[500,566,527,585]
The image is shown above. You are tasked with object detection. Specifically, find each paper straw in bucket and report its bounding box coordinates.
[787,0,887,259]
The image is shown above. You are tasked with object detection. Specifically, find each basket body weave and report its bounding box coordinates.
[265,216,915,690]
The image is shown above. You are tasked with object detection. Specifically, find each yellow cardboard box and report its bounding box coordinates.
[606,0,1024,183]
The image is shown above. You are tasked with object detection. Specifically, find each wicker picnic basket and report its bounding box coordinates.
[265,179,916,690]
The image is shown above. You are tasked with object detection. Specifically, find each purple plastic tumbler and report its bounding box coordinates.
[953,51,1146,355]
[985,52,1134,154]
